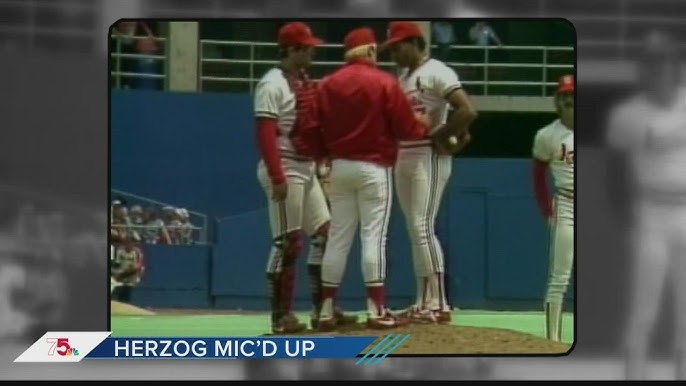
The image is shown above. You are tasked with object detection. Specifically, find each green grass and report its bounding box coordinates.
[110,310,575,345]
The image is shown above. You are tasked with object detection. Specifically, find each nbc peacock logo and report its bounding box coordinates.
[46,338,80,357]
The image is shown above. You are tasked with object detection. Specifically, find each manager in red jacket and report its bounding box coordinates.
[293,27,429,331]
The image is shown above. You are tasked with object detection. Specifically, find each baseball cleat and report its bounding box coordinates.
[409,309,438,324]
[272,313,307,335]
[394,306,437,324]
[311,307,358,329]
[367,310,410,330]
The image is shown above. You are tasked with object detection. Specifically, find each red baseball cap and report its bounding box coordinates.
[557,74,574,94]
[278,22,322,48]
[344,27,377,51]
[381,21,424,49]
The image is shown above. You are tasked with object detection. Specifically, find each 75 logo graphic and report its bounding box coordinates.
[46,338,79,356]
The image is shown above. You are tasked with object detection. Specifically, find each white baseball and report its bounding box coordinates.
[448,136,458,146]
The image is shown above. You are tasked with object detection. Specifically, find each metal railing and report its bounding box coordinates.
[110,34,168,90]
[199,40,574,96]
[110,189,209,245]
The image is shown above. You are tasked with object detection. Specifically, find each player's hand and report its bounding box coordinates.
[452,131,472,154]
[432,128,471,156]
[272,182,288,202]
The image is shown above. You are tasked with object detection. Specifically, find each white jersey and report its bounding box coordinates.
[397,57,462,147]
[254,67,302,160]
[532,119,574,197]
[254,67,315,179]
[606,88,686,196]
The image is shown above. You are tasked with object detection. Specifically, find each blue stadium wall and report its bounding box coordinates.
[111,90,574,312]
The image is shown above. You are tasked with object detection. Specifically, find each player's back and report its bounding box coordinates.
[317,61,425,167]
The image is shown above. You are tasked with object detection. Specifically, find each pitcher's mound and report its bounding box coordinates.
[274,323,572,355]
[111,301,156,316]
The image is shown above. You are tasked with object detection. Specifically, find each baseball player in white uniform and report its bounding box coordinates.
[605,31,686,380]
[382,21,478,323]
[531,74,575,342]
[254,22,356,334]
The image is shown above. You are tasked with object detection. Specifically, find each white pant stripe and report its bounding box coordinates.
[426,153,439,273]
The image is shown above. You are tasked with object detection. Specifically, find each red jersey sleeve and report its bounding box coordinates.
[256,118,286,185]
[532,160,552,219]
[385,77,429,141]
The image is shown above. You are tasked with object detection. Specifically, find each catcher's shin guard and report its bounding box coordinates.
[545,302,563,342]
[307,222,329,325]
[307,264,322,327]
[266,272,282,325]
[268,231,303,326]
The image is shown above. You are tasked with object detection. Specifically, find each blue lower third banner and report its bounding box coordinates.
[89,336,377,359]
[14,332,406,363]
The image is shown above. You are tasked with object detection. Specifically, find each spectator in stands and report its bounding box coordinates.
[129,205,145,235]
[177,208,195,245]
[432,21,456,62]
[166,207,184,245]
[129,205,144,227]
[469,21,503,48]
[111,20,161,90]
[161,206,183,244]
[110,199,121,223]
[110,201,131,246]
[143,207,171,245]
[114,202,142,245]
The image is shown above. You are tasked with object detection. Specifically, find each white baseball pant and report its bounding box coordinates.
[321,159,392,287]
[545,194,575,341]
[395,146,452,311]
[256,159,331,272]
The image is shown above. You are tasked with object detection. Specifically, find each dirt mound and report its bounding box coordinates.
[111,301,157,316]
[270,323,571,355]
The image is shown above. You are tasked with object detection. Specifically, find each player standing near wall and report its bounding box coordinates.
[293,27,429,330]
[531,74,575,342]
[110,238,146,303]
[383,21,478,323]
[254,22,356,334]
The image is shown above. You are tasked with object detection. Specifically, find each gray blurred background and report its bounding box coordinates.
[1,0,685,380]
